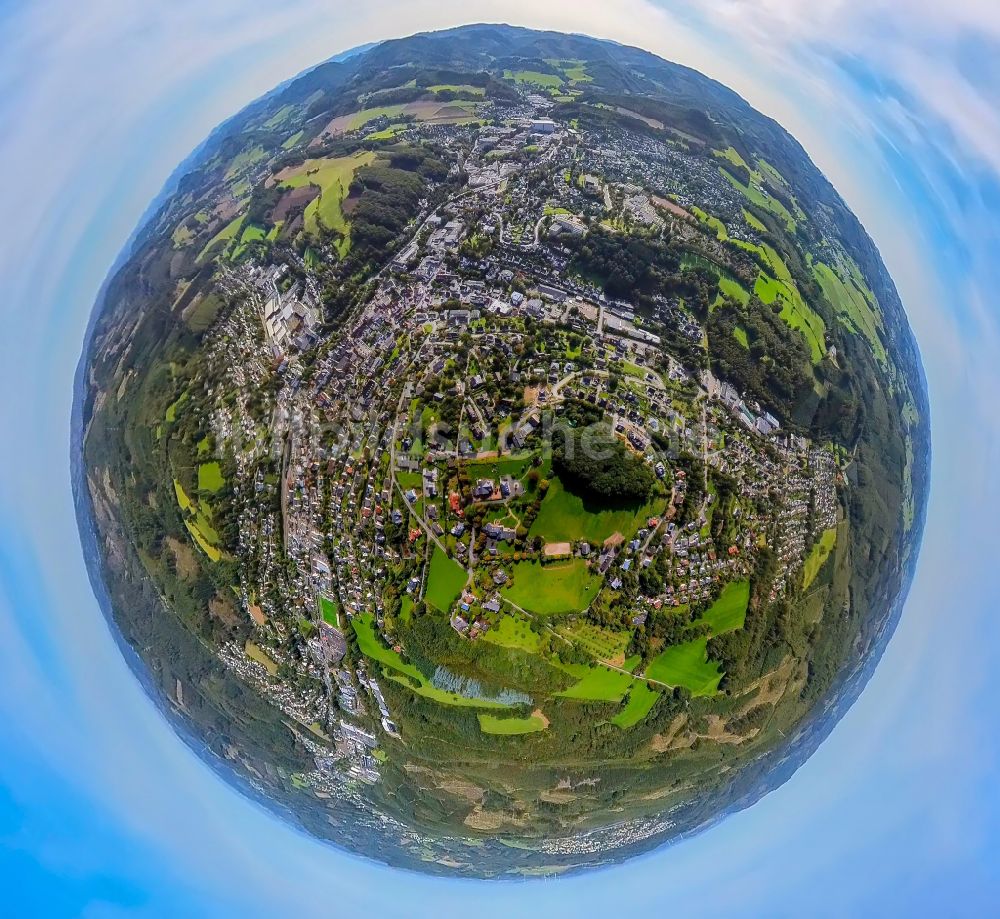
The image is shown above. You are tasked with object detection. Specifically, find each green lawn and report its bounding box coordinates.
[383,670,510,709]
[699,580,750,635]
[501,559,600,615]
[558,665,634,702]
[802,526,838,589]
[612,682,661,728]
[464,453,535,481]
[425,546,467,612]
[483,615,541,653]
[732,325,749,349]
[753,263,827,363]
[528,477,660,545]
[198,462,224,493]
[478,712,547,735]
[714,146,750,170]
[645,638,722,696]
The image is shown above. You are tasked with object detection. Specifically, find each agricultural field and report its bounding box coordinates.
[323,101,481,136]
[478,712,548,735]
[644,638,723,696]
[277,151,377,251]
[611,682,661,728]
[501,559,600,615]
[173,480,222,562]
[425,546,468,612]
[720,166,797,232]
[197,461,224,493]
[555,619,630,663]
[558,665,634,702]
[699,580,749,634]
[802,526,838,589]
[504,69,564,88]
[354,614,508,708]
[813,260,886,361]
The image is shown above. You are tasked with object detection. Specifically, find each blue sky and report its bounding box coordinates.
[0,1,998,914]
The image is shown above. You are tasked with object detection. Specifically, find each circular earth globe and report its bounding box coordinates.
[78,23,928,877]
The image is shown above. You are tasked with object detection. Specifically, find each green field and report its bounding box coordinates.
[478,712,547,735]
[173,480,222,562]
[197,215,244,263]
[281,129,304,150]
[464,453,535,481]
[198,462,224,493]
[612,682,661,728]
[813,260,885,361]
[714,146,750,170]
[556,619,630,662]
[425,546,467,612]
[751,254,827,364]
[353,614,508,708]
[802,526,838,589]
[279,151,377,252]
[224,145,266,180]
[733,325,749,349]
[483,615,541,652]
[720,167,796,231]
[501,559,600,615]
[558,665,634,702]
[699,580,750,634]
[504,69,564,88]
[529,477,660,545]
[645,638,722,696]
[743,208,767,232]
[427,83,485,96]
[715,276,751,308]
[691,205,728,241]
[319,596,340,625]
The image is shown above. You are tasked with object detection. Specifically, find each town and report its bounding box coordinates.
[192,104,841,785]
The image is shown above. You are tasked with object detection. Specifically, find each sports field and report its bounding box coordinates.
[501,559,600,615]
